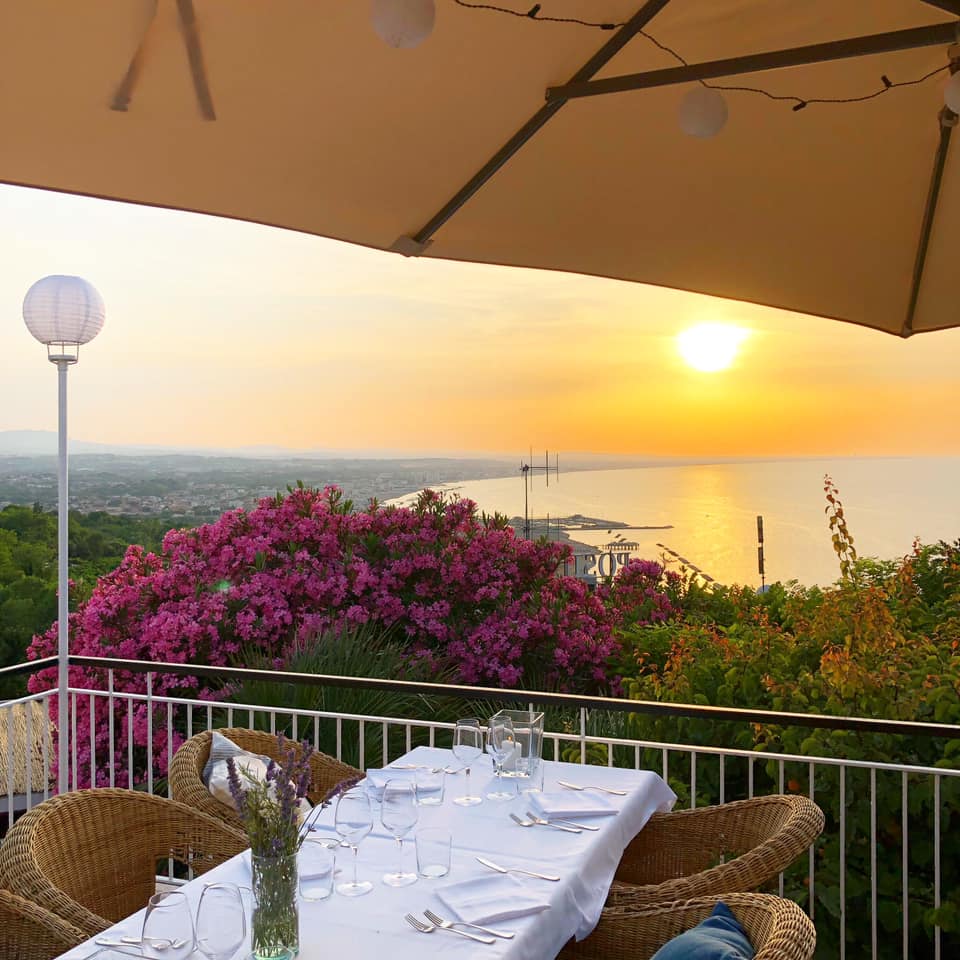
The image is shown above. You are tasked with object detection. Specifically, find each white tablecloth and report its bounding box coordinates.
[61,747,675,960]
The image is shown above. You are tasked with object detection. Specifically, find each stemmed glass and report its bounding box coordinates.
[452,718,483,806]
[380,779,419,886]
[141,891,195,960]
[195,882,246,960]
[486,715,517,801]
[334,787,374,896]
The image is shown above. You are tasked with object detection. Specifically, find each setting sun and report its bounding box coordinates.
[677,323,750,373]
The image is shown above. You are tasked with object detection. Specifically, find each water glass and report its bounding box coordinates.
[381,779,419,887]
[416,828,452,879]
[520,757,546,793]
[487,716,517,801]
[452,718,483,806]
[334,787,374,897]
[195,882,246,960]
[141,891,195,960]
[299,839,336,901]
[414,766,445,805]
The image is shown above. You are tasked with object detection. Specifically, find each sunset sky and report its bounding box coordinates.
[1,183,957,458]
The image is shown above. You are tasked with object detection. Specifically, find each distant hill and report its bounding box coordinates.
[0,430,798,470]
[0,430,363,459]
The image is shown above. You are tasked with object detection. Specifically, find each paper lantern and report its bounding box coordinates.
[945,71,960,114]
[679,87,729,139]
[371,0,435,49]
[23,275,105,346]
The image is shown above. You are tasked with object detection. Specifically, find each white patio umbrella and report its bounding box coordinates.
[2,2,958,336]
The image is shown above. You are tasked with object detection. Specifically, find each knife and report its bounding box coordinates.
[475,855,560,882]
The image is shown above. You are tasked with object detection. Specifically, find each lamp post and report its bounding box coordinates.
[23,275,105,794]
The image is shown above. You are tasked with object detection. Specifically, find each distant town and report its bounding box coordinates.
[0,453,521,521]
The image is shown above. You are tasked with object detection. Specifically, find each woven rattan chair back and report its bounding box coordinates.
[0,889,86,960]
[0,789,246,936]
[611,794,824,907]
[168,727,361,829]
[560,893,816,960]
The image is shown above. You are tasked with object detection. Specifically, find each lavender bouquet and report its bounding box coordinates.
[227,735,314,960]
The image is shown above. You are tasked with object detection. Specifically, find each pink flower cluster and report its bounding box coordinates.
[600,558,680,628]
[27,488,675,786]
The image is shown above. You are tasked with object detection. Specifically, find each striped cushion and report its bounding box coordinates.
[201,731,270,786]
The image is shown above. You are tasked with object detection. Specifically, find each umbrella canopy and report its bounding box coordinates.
[1,1,958,336]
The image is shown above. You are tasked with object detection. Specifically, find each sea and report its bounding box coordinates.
[392,457,960,588]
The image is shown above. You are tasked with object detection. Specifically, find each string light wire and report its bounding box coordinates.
[451,0,954,111]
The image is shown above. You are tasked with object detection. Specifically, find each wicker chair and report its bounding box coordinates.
[169,727,361,829]
[561,893,816,960]
[0,889,86,960]
[0,789,247,937]
[609,795,824,908]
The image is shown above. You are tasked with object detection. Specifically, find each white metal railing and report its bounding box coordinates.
[1,664,958,960]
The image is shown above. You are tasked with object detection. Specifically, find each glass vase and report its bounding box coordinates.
[251,853,299,960]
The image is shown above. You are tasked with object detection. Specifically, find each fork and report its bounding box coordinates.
[423,908,516,939]
[510,811,581,833]
[95,937,186,950]
[389,763,460,774]
[556,778,628,796]
[526,810,599,832]
[404,913,495,944]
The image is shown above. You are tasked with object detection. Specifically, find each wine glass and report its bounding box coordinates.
[380,779,419,886]
[334,787,374,896]
[486,716,517,801]
[452,718,483,806]
[195,882,246,960]
[141,891,195,960]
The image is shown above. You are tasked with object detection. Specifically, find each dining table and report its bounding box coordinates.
[59,746,676,960]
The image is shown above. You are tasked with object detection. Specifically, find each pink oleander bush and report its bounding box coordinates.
[27,486,676,786]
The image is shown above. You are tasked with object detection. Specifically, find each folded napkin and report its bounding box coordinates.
[436,874,551,925]
[364,768,442,802]
[528,790,617,819]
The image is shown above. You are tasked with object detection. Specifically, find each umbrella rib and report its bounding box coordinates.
[176,0,216,121]
[547,22,960,101]
[919,1,960,15]
[110,0,159,112]
[401,0,673,251]
[902,114,954,337]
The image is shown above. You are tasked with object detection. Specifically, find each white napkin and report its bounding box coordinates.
[364,768,412,800]
[528,790,617,818]
[436,874,551,925]
[364,768,442,802]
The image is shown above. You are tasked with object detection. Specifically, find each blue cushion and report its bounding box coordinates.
[650,902,755,960]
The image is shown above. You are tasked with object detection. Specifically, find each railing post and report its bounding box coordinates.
[579,708,587,764]
[108,669,115,788]
[146,672,154,794]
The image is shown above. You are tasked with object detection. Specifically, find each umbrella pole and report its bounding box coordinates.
[903,54,959,336]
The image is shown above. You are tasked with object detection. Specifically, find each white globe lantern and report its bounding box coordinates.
[23,275,105,361]
[679,87,729,139]
[21,273,106,796]
[371,0,435,49]
[945,71,960,115]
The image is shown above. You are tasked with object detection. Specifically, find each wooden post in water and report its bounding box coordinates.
[757,515,766,590]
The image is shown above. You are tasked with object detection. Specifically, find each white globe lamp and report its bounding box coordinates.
[679,87,729,139]
[24,274,105,362]
[945,71,960,115]
[23,274,105,794]
[371,0,435,49]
